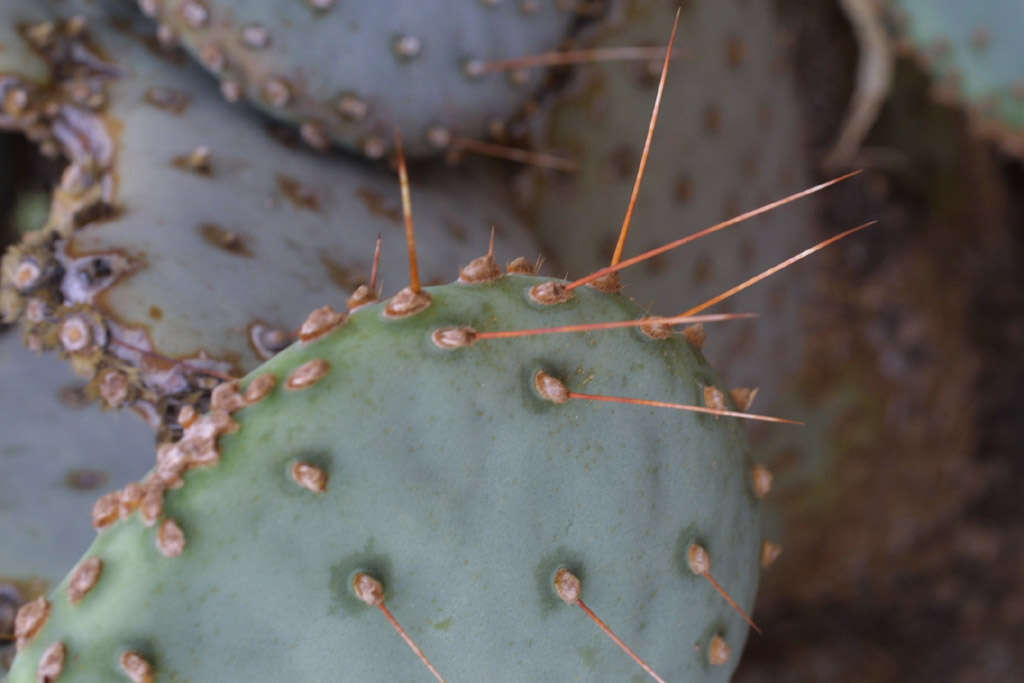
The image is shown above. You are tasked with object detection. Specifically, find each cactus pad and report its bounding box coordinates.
[7,274,765,681]
[887,0,1024,156]
[140,0,577,158]
[0,0,541,433]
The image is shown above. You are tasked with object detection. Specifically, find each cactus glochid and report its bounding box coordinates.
[2,1,874,681]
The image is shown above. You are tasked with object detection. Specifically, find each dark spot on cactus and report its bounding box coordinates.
[739,236,756,269]
[199,222,252,257]
[148,305,163,320]
[534,547,587,615]
[355,187,401,222]
[65,468,109,491]
[57,383,91,409]
[443,218,468,244]
[725,36,746,68]
[606,144,636,181]
[264,122,302,149]
[703,104,722,135]
[272,174,320,211]
[691,252,713,285]
[674,174,694,203]
[319,255,361,291]
[328,550,393,616]
[142,86,191,114]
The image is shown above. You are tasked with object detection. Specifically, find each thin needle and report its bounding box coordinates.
[377,603,446,683]
[352,572,445,682]
[567,170,863,291]
[370,233,382,296]
[701,572,762,635]
[568,391,803,425]
[474,313,755,340]
[610,6,682,267]
[680,221,877,317]
[394,128,421,293]
[479,46,683,73]
[554,568,666,683]
[450,136,578,172]
[576,598,667,683]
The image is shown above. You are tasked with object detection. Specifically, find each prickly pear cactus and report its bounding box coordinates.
[886,0,1024,156]
[7,271,766,681]
[0,0,542,434]
[140,0,577,158]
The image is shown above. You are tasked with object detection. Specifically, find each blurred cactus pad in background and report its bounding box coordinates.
[3,0,1024,681]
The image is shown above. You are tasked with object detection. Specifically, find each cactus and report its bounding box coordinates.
[138,0,577,158]
[886,0,1024,156]
[6,268,769,681]
[0,0,541,437]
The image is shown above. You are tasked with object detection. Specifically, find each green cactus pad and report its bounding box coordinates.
[140,0,576,158]
[523,0,816,407]
[0,0,541,430]
[8,275,764,681]
[887,0,1024,156]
